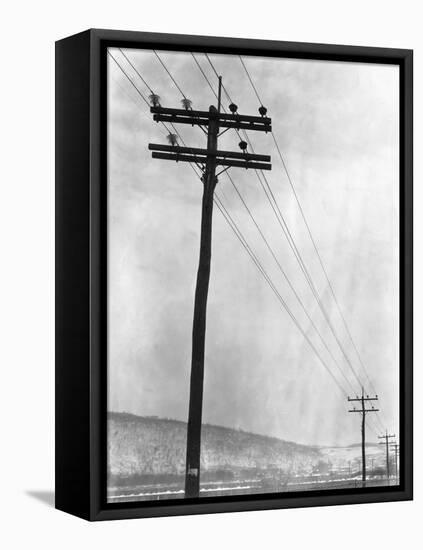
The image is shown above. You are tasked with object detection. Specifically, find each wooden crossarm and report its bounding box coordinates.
[151,152,272,171]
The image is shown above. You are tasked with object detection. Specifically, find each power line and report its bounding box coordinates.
[226,172,356,395]
[109,50,389,450]
[202,58,377,410]
[271,133,379,395]
[110,74,150,114]
[189,53,359,394]
[110,50,205,179]
[153,50,187,99]
[204,53,233,104]
[113,48,376,428]
[196,58,322,295]
[237,54,380,400]
[206,53,365,393]
[214,195,349,398]
[222,69,392,444]
[113,50,385,420]
[109,51,177,137]
[191,52,245,145]
[148,77,272,499]
[120,52,352,399]
[112,50,206,173]
[205,55,322,290]
[191,53,216,97]
[201,54,256,153]
[238,55,263,105]
[190,52,369,399]
[234,54,388,413]
[110,53,349,409]
[118,48,154,94]
[108,51,150,108]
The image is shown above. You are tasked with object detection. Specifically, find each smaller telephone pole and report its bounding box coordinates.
[389,441,400,483]
[378,431,395,484]
[348,388,379,487]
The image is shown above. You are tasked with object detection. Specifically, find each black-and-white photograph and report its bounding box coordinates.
[106,47,400,503]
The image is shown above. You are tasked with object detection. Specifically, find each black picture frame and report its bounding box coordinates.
[55,28,413,521]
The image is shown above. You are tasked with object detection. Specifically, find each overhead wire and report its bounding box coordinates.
[110,48,386,435]
[236,53,388,432]
[205,55,391,440]
[190,52,362,394]
[112,48,353,399]
[238,54,379,398]
[204,53,233,104]
[190,51,369,396]
[153,50,187,99]
[119,48,155,94]
[213,195,349,398]
[191,52,245,145]
[226,172,357,395]
[205,53,365,394]
[108,51,176,137]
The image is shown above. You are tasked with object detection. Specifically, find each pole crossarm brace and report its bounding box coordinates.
[148,143,271,162]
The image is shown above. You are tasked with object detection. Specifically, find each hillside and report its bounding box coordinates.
[319,442,385,470]
[108,412,322,484]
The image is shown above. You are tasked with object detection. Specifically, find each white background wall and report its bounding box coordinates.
[0,1,419,548]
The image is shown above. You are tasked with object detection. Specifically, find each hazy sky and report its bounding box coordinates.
[107,48,399,447]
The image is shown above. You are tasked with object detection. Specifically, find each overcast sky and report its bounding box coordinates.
[107,48,399,447]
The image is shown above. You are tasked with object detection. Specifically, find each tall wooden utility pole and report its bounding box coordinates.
[390,442,400,483]
[149,78,272,498]
[348,388,379,487]
[379,431,395,484]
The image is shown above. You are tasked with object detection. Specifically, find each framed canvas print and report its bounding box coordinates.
[55,29,413,521]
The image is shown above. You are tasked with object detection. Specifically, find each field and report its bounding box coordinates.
[107,412,397,502]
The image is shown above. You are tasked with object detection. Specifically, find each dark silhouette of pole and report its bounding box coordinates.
[185,103,219,498]
[379,431,395,484]
[148,77,271,499]
[390,442,399,483]
[348,388,378,487]
[361,402,366,481]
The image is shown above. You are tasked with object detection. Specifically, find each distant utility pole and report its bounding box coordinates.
[390,442,400,483]
[348,388,379,487]
[378,431,395,484]
[149,78,272,499]
[378,430,395,484]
